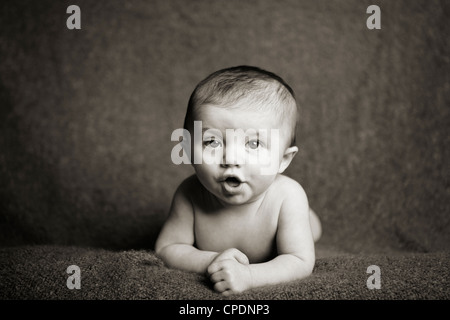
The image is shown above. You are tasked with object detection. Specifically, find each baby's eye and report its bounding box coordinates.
[204,139,222,148]
[246,139,260,150]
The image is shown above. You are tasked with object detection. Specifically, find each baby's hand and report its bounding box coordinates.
[207,248,253,295]
[210,248,249,265]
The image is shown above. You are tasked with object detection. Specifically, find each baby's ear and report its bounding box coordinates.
[278,146,298,174]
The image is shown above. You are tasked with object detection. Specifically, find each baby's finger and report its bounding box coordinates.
[213,280,229,293]
[209,270,225,283]
[233,250,249,265]
[206,262,222,276]
[222,289,233,297]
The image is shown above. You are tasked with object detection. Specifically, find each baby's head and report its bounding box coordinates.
[184,65,298,149]
[183,66,299,205]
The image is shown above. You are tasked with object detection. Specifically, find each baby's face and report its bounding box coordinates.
[191,102,291,206]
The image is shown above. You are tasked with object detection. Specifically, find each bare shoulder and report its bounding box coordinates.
[155,175,200,253]
[272,175,308,200]
[271,175,309,216]
[175,174,202,199]
[179,174,201,189]
[272,175,321,243]
[166,174,202,218]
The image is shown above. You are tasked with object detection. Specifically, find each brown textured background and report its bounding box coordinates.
[0,0,449,256]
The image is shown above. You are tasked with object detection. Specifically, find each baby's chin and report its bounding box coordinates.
[214,190,264,207]
[216,195,249,206]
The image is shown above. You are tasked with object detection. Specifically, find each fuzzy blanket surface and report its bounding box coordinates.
[0,0,448,300]
[1,245,448,300]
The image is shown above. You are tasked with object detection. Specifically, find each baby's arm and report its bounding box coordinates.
[207,181,315,294]
[155,180,218,274]
[252,183,315,285]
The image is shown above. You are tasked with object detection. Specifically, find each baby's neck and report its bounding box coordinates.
[214,190,268,213]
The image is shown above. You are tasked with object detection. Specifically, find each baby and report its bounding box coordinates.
[155,66,322,295]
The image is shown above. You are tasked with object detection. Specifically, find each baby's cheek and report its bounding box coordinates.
[192,145,221,165]
[249,149,271,165]
[191,145,203,164]
[202,147,223,165]
[248,149,281,175]
[249,168,278,195]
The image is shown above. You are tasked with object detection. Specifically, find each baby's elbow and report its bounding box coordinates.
[155,243,174,268]
[293,255,315,279]
[155,245,163,257]
[154,238,170,257]
[304,260,315,277]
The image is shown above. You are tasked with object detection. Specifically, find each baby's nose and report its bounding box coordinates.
[221,144,245,167]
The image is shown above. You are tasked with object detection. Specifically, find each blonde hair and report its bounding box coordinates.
[184,66,298,146]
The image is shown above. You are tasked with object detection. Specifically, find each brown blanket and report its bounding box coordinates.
[0,0,448,301]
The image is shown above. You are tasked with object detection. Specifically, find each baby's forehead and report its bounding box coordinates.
[197,104,285,126]
[197,103,275,115]
[195,95,286,116]
[190,102,295,146]
[196,105,293,141]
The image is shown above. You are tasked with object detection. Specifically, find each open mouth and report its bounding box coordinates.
[224,176,242,188]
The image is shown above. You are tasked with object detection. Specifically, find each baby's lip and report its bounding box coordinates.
[220,172,245,183]
[220,174,245,190]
